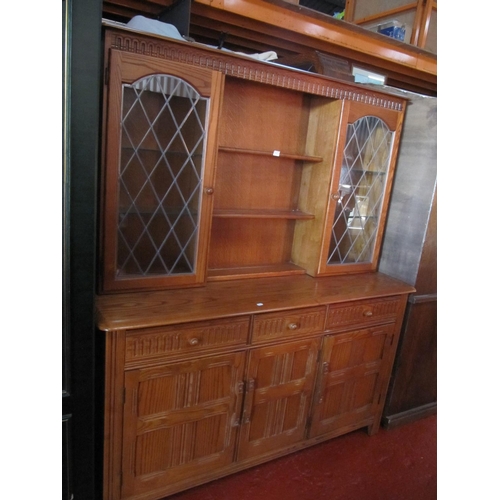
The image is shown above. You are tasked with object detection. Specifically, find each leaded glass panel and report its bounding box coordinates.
[327,116,394,265]
[116,74,209,278]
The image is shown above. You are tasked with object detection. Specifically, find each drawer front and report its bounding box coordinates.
[326,296,402,331]
[252,306,326,344]
[125,316,250,366]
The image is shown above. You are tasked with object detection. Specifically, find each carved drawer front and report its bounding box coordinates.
[125,317,250,366]
[251,306,326,344]
[326,297,402,332]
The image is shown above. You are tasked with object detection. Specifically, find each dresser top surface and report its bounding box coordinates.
[95,273,415,331]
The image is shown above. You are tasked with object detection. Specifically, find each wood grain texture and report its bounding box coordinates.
[309,324,395,438]
[125,316,251,367]
[252,306,326,344]
[121,352,246,498]
[96,273,414,331]
[100,277,413,500]
[291,98,344,274]
[237,338,320,460]
[98,24,416,500]
[326,296,402,331]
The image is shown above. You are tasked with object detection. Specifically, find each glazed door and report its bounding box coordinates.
[237,338,320,461]
[319,101,404,275]
[120,352,245,499]
[101,49,223,292]
[309,324,395,438]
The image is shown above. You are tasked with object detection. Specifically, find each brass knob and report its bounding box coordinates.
[189,337,200,346]
[363,310,373,317]
[204,187,214,195]
[288,323,299,330]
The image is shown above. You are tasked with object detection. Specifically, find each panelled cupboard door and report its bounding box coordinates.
[318,101,404,275]
[120,352,245,499]
[309,324,396,438]
[101,49,224,292]
[237,338,320,460]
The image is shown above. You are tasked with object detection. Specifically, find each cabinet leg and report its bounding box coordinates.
[367,419,381,436]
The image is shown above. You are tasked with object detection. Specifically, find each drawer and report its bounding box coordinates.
[125,316,250,366]
[251,306,326,344]
[326,296,402,331]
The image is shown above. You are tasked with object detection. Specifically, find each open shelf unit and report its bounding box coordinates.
[99,25,406,291]
[208,77,341,281]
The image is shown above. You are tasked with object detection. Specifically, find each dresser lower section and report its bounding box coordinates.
[97,273,414,500]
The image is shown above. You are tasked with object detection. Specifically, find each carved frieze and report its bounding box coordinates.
[125,318,250,364]
[105,26,404,111]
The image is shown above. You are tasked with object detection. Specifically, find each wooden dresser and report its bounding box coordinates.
[96,22,415,500]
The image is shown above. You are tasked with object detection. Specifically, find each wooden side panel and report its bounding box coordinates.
[103,331,127,500]
[384,298,437,418]
[414,190,437,295]
[292,97,344,275]
[309,324,395,438]
[238,338,320,460]
[120,352,245,498]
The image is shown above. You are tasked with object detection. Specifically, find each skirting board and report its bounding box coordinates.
[382,402,437,430]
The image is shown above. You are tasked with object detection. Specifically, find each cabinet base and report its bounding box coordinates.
[117,420,376,500]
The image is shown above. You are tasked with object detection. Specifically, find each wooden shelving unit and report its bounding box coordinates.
[101,0,437,95]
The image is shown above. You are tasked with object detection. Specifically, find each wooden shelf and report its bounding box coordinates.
[207,263,306,281]
[213,209,314,220]
[218,146,323,163]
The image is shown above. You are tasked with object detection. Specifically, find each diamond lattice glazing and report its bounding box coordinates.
[116,75,209,277]
[328,116,394,265]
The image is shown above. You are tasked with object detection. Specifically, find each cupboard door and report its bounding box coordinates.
[319,102,404,275]
[101,49,223,292]
[238,338,320,461]
[120,352,245,499]
[309,324,395,438]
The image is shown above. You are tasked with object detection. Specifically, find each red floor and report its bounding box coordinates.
[167,415,437,500]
